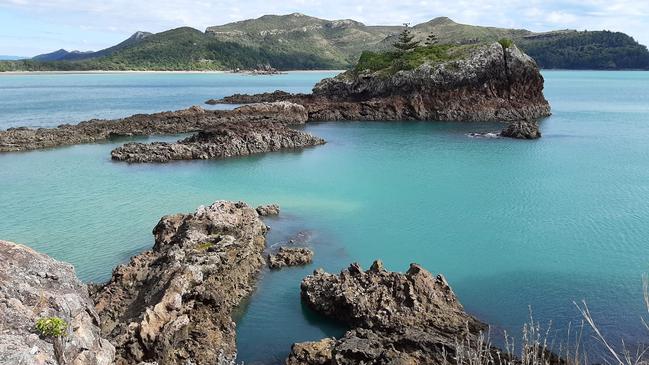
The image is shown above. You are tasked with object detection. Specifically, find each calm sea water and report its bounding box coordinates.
[1,71,649,363]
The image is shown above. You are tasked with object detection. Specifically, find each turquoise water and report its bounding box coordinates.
[2,71,649,363]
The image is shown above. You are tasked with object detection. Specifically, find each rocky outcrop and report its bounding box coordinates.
[268,247,314,269]
[0,102,308,152]
[209,43,551,123]
[256,204,280,216]
[288,260,487,364]
[500,120,542,139]
[91,201,268,365]
[110,122,325,163]
[0,240,115,365]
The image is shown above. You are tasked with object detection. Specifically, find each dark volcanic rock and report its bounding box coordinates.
[91,201,267,365]
[289,260,487,364]
[256,203,280,216]
[0,240,115,365]
[500,120,542,139]
[210,43,550,123]
[268,247,314,269]
[0,102,308,152]
[110,121,325,163]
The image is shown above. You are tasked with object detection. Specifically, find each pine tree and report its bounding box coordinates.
[425,33,438,46]
[393,23,420,53]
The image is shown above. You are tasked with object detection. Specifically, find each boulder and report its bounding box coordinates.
[500,120,542,139]
[268,247,314,269]
[256,204,280,216]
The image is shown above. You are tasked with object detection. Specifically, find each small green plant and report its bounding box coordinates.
[498,38,514,49]
[35,317,68,338]
[196,242,214,251]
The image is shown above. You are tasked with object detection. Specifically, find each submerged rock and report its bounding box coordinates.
[0,102,308,152]
[289,260,487,364]
[0,240,115,365]
[500,120,542,139]
[268,247,314,269]
[210,43,551,123]
[91,201,268,365]
[256,203,280,216]
[110,122,325,163]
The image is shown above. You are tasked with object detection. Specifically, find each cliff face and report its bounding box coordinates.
[91,201,268,365]
[212,43,551,122]
[0,240,115,365]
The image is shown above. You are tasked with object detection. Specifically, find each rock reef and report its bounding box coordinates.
[288,260,487,364]
[268,247,314,269]
[110,122,325,163]
[256,203,280,216]
[0,240,115,365]
[91,201,268,364]
[500,120,542,139]
[0,102,307,152]
[209,43,551,123]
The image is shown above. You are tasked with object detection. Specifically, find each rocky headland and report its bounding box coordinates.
[0,240,115,365]
[90,201,268,364]
[0,102,307,152]
[110,122,325,163]
[287,260,488,364]
[208,43,551,123]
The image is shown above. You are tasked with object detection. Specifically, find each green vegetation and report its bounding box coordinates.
[196,242,214,251]
[393,24,420,53]
[498,38,513,49]
[355,44,474,75]
[35,317,68,338]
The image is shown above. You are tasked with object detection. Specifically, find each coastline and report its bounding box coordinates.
[0,69,346,76]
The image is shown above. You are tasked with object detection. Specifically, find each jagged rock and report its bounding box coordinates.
[110,122,325,163]
[210,43,551,123]
[0,102,308,152]
[0,240,115,365]
[288,260,487,364]
[268,247,314,269]
[256,204,280,216]
[286,338,335,365]
[500,120,542,139]
[91,201,268,365]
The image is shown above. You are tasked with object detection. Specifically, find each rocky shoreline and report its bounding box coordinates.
[0,102,308,153]
[110,122,325,163]
[208,43,551,124]
[0,200,512,365]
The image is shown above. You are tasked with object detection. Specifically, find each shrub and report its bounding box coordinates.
[35,317,68,338]
[499,38,514,49]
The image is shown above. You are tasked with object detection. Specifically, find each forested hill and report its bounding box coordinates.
[1,14,647,71]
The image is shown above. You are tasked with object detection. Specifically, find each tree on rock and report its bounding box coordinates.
[394,23,420,53]
[425,33,438,46]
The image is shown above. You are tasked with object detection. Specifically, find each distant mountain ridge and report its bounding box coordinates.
[1,14,648,71]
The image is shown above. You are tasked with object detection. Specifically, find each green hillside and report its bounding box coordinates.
[1,14,648,71]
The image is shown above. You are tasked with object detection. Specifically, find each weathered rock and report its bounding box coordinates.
[500,120,542,139]
[289,261,487,364]
[210,43,551,123]
[286,338,335,365]
[0,240,115,365]
[268,247,314,269]
[91,201,268,365]
[0,102,308,152]
[110,122,325,163]
[256,203,280,216]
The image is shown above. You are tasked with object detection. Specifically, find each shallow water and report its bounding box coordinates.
[1,71,649,363]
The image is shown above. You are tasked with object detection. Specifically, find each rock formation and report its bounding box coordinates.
[287,260,488,364]
[91,201,268,365]
[209,43,551,123]
[0,102,307,152]
[110,122,325,163]
[500,120,542,139]
[0,240,115,365]
[268,247,314,269]
[256,203,281,216]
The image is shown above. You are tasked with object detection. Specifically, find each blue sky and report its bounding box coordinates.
[1,0,648,56]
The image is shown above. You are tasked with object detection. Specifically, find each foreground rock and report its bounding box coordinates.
[210,43,550,122]
[268,247,314,269]
[0,240,115,365]
[288,261,487,364]
[110,122,324,163]
[91,201,267,365]
[0,102,308,152]
[500,120,542,139]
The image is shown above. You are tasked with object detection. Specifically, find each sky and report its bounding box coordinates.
[1,0,648,57]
